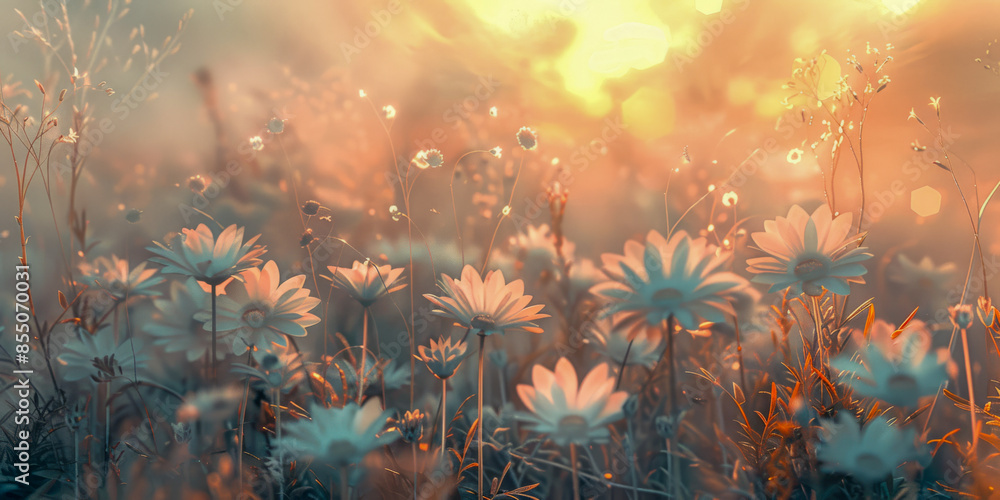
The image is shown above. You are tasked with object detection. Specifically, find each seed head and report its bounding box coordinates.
[187,174,207,194]
[299,229,315,247]
[516,126,538,151]
[267,117,285,134]
[301,200,321,216]
[125,208,143,224]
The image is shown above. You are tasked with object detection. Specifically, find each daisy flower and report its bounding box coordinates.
[423,265,548,336]
[568,257,605,299]
[328,260,406,307]
[417,336,468,379]
[231,344,306,393]
[78,255,163,300]
[277,398,398,468]
[831,320,949,407]
[148,224,266,287]
[378,360,412,391]
[325,357,411,399]
[508,224,576,280]
[201,260,320,357]
[417,336,468,461]
[145,278,221,362]
[590,230,750,331]
[846,319,933,357]
[950,304,975,330]
[516,358,628,445]
[888,254,956,291]
[57,326,148,384]
[587,315,665,369]
[414,149,443,169]
[509,224,575,259]
[389,409,425,443]
[747,204,872,296]
[425,264,548,498]
[817,413,922,484]
[328,260,405,402]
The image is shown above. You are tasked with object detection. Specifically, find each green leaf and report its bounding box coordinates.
[979,178,1000,227]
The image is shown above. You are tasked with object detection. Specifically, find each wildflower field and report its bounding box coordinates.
[3,0,1000,498]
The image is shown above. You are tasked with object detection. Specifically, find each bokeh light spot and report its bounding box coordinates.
[695,0,724,15]
[911,186,941,217]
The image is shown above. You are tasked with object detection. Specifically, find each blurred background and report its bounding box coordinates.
[2,0,1000,386]
[3,1,1000,497]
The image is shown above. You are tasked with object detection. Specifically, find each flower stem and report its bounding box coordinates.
[103,380,110,470]
[665,316,680,500]
[665,316,678,424]
[359,306,369,404]
[626,419,639,500]
[732,315,747,397]
[340,468,349,500]
[412,441,418,500]
[74,428,80,499]
[616,339,635,390]
[570,443,581,500]
[810,295,823,361]
[408,218,416,409]
[441,378,448,464]
[481,155,525,276]
[113,302,120,346]
[211,283,218,382]
[238,349,252,498]
[275,388,284,499]
[960,327,979,454]
[477,333,486,500]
